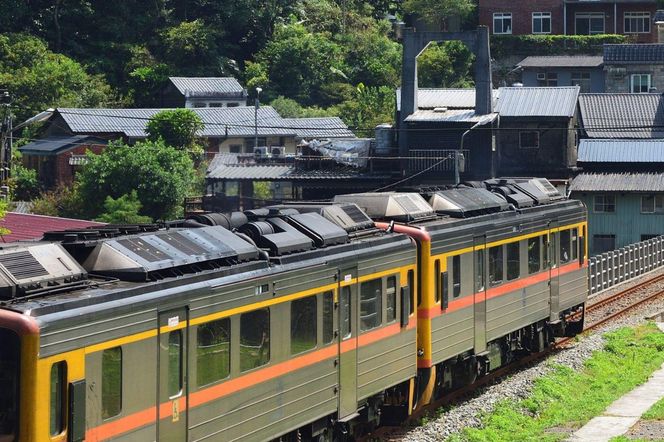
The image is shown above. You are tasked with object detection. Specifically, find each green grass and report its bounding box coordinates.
[643,397,664,421]
[449,323,664,442]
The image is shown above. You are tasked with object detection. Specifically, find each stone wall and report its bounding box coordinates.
[605,63,664,92]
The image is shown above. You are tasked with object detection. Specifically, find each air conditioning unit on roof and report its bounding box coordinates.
[536,73,546,81]
[271,146,285,158]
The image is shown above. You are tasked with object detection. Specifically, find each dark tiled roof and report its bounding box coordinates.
[169,77,245,97]
[495,86,580,117]
[0,213,104,243]
[578,139,664,162]
[570,173,664,192]
[281,117,355,138]
[578,94,664,138]
[18,135,106,155]
[518,56,604,68]
[603,44,664,64]
[55,107,296,138]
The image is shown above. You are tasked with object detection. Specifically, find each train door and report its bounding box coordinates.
[549,222,560,322]
[473,236,487,354]
[338,266,358,419]
[157,308,189,442]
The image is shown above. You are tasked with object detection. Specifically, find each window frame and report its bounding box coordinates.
[624,12,651,34]
[101,347,123,420]
[50,361,67,437]
[532,12,551,34]
[452,255,461,298]
[359,278,383,332]
[506,242,520,281]
[386,276,397,323]
[575,12,605,35]
[240,308,271,372]
[196,318,231,387]
[519,131,540,149]
[571,71,592,93]
[593,194,616,213]
[631,74,652,93]
[527,236,542,274]
[641,195,664,214]
[290,296,317,355]
[493,12,513,35]
[488,245,504,287]
[322,291,334,344]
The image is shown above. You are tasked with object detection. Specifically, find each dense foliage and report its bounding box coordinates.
[490,34,629,59]
[146,108,205,154]
[77,140,194,221]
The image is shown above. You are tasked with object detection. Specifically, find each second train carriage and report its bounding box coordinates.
[0,177,588,441]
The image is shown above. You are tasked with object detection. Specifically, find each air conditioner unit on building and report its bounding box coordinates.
[536,73,546,81]
[271,146,286,158]
[254,146,269,158]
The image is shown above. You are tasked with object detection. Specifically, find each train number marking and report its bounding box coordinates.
[168,316,179,327]
[344,274,352,282]
[172,399,180,422]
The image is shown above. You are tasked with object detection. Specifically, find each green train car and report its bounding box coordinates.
[0,178,587,441]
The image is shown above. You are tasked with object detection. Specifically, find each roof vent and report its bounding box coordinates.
[0,244,87,299]
[333,192,435,222]
[429,188,508,218]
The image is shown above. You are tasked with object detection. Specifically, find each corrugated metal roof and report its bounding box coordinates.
[570,173,664,192]
[56,107,297,138]
[206,164,385,180]
[18,135,106,155]
[0,213,104,243]
[404,109,498,124]
[169,77,245,97]
[281,117,355,138]
[604,44,664,64]
[578,94,664,139]
[518,56,604,68]
[396,88,499,111]
[578,139,664,162]
[495,86,580,117]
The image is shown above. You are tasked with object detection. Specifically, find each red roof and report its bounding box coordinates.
[0,212,105,243]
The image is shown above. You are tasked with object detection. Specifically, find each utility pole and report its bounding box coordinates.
[0,90,12,199]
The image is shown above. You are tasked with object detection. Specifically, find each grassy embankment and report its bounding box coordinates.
[444,323,664,442]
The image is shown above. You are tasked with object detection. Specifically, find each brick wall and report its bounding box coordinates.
[566,2,657,42]
[54,143,106,186]
[604,63,664,92]
[479,0,565,35]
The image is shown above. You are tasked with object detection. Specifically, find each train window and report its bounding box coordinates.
[102,347,122,419]
[528,237,541,274]
[0,329,19,440]
[560,229,571,264]
[475,249,485,292]
[168,331,183,398]
[434,260,441,302]
[291,297,317,354]
[452,255,461,298]
[241,309,270,371]
[543,235,549,267]
[360,278,382,331]
[323,291,334,344]
[340,286,352,338]
[489,246,504,286]
[197,319,230,387]
[408,270,415,314]
[50,361,67,436]
[571,228,579,261]
[507,242,520,280]
[386,276,397,322]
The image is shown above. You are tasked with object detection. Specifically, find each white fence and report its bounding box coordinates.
[589,236,664,295]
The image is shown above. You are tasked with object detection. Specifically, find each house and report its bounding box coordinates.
[494,86,580,178]
[18,135,107,188]
[516,55,605,92]
[479,0,659,42]
[603,44,664,93]
[161,77,248,108]
[572,93,664,254]
[34,107,354,159]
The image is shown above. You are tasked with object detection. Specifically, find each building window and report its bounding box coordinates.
[641,195,664,213]
[631,74,651,93]
[537,72,558,86]
[197,319,230,387]
[571,72,592,93]
[532,12,551,34]
[594,194,616,213]
[493,13,512,34]
[102,347,122,419]
[520,131,540,149]
[240,308,270,371]
[209,102,223,107]
[575,13,605,35]
[291,296,317,354]
[641,234,659,241]
[593,234,616,254]
[227,102,240,107]
[192,102,206,108]
[229,144,241,153]
[624,12,650,34]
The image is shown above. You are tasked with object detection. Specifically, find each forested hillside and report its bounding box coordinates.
[0,0,475,129]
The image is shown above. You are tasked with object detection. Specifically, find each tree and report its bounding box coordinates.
[269,96,333,118]
[333,83,394,134]
[96,191,153,224]
[417,41,475,88]
[0,33,114,121]
[403,0,475,29]
[146,109,205,154]
[158,20,221,76]
[77,140,194,220]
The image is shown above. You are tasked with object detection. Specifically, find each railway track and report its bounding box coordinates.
[362,272,664,442]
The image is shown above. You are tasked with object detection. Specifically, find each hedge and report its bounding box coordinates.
[490,34,630,59]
